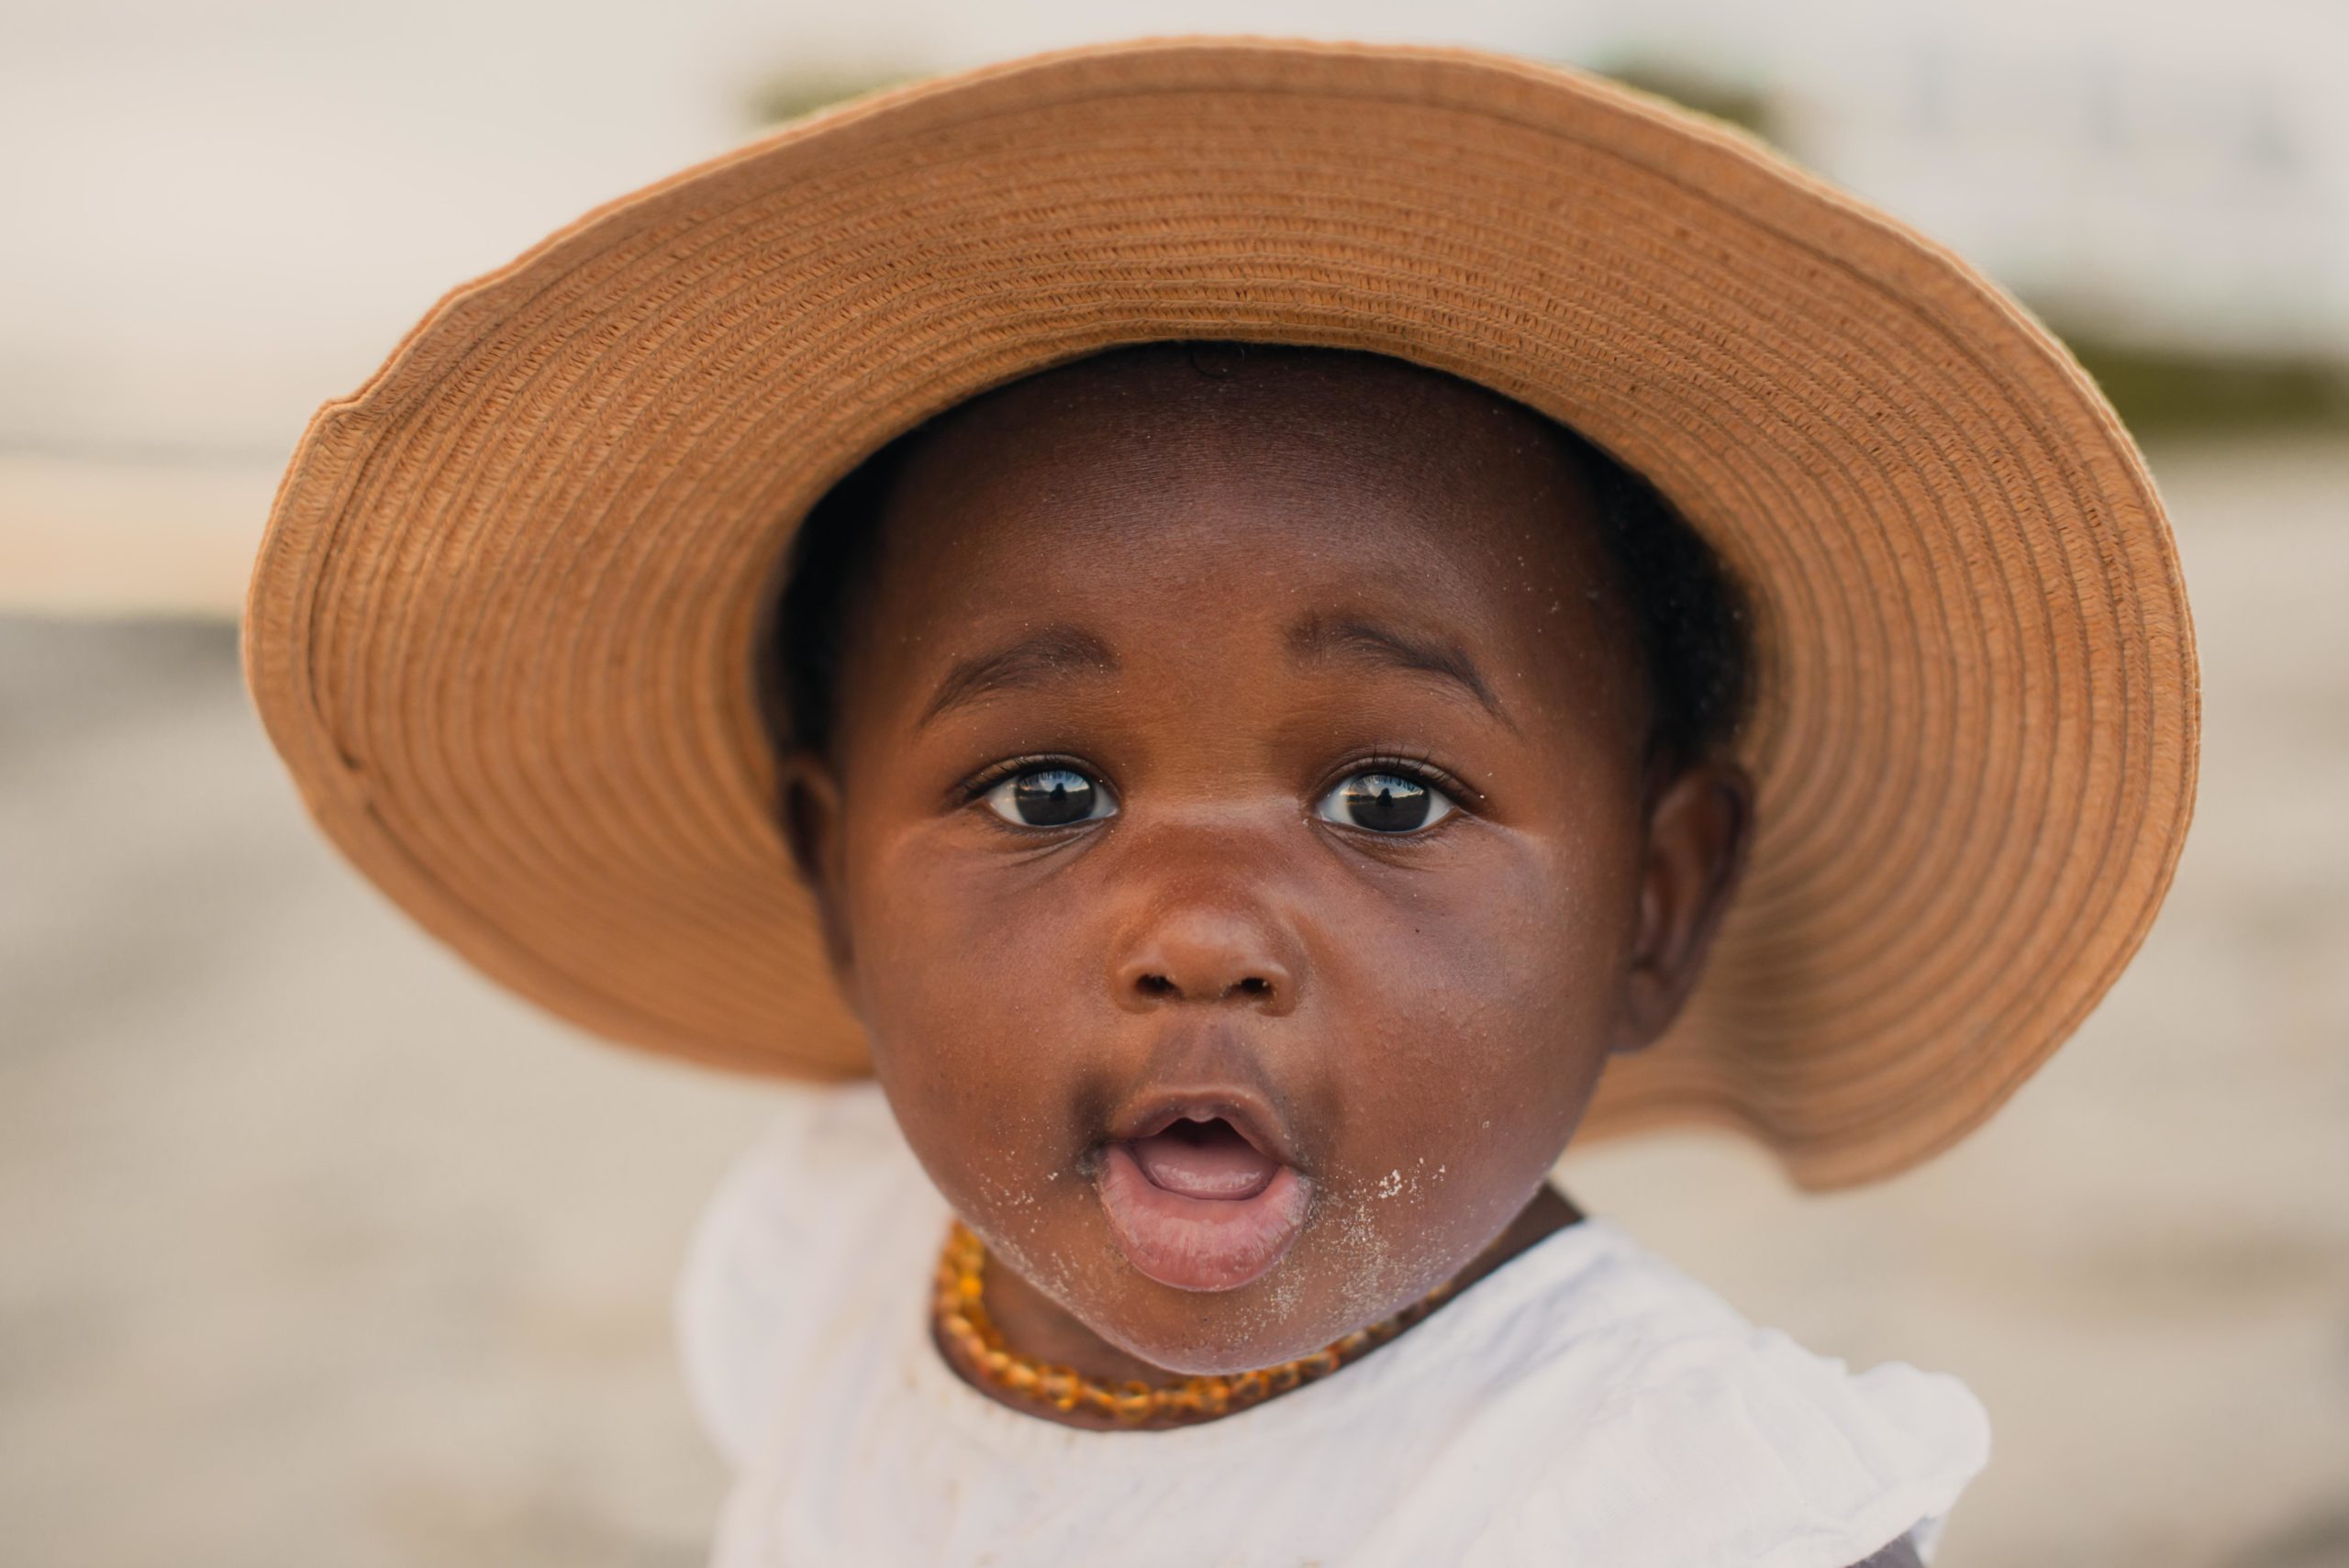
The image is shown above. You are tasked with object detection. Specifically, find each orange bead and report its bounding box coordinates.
[1111,1381,1158,1424]
[1037,1366,1081,1411]
[930,1218,1473,1428]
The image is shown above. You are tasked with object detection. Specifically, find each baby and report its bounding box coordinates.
[244,36,2199,1568]
[761,339,1749,1389]
[674,341,1964,1565]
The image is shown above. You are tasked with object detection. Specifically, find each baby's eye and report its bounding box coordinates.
[1314,771,1457,834]
[982,765,1118,828]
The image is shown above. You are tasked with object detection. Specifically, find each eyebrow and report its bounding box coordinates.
[1286,613,1512,727]
[918,625,1120,728]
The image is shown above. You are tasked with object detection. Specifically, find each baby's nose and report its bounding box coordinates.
[1111,903,1298,1015]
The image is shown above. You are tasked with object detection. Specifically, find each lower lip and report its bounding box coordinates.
[1096,1144,1312,1292]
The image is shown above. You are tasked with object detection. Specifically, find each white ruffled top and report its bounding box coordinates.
[678,1083,1991,1568]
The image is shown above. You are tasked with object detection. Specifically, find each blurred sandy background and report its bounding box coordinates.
[4,2,2344,1564]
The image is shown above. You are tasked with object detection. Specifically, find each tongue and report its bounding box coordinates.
[1130,1121,1278,1200]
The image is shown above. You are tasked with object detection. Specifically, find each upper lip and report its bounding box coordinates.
[1106,1085,1302,1173]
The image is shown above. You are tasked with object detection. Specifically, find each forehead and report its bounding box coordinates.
[843,345,1642,732]
[887,346,1607,595]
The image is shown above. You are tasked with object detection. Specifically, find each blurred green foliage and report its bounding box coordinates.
[746,67,908,127]
[2044,329,2349,435]
[1597,58,1777,143]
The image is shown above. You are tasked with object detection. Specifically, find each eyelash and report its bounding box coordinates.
[952,749,1480,816]
[954,752,1096,807]
[1332,748,1468,799]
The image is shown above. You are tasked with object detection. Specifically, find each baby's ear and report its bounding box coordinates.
[1616,759,1753,1053]
[774,751,856,986]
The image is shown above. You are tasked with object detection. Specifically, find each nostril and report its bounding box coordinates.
[1116,964,1290,1011]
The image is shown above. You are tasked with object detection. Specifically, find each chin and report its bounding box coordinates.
[1097,1220,1471,1378]
[1083,1282,1347,1378]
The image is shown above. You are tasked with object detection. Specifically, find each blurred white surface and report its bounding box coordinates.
[4,0,2343,610]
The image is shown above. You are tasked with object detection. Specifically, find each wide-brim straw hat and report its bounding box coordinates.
[244,37,2198,1189]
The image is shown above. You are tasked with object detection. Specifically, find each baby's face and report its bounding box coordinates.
[796,347,1740,1373]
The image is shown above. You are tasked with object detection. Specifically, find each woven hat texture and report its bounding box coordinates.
[243,37,2199,1188]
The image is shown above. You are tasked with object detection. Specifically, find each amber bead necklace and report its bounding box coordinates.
[931,1218,1467,1428]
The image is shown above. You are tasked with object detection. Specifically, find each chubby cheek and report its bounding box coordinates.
[845,824,1108,1264]
[1296,833,1631,1313]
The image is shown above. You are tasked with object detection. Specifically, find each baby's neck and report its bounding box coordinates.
[946,1182,1585,1431]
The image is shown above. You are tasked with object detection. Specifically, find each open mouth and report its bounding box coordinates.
[1096,1114,1313,1292]
[1131,1117,1280,1198]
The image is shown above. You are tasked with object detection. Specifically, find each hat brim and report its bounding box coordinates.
[243,37,2198,1188]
